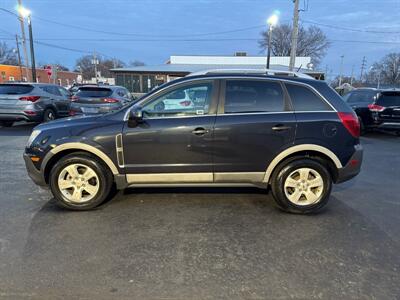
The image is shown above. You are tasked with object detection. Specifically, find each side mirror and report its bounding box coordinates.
[128,106,144,125]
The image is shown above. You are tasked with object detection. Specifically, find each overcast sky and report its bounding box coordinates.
[1,0,399,79]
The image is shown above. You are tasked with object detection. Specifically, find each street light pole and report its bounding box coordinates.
[17,1,30,81]
[27,15,36,82]
[266,26,273,69]
[266,14,278,70]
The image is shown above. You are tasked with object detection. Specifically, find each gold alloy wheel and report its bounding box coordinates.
[57,163,100,203]
[284,167,324,206]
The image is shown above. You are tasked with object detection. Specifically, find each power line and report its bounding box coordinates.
[302,19,400,34]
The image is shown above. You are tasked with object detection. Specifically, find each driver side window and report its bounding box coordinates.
[143,82,213,117]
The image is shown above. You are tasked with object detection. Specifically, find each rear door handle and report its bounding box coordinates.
[272,124,291,131]
[192,127,209,135]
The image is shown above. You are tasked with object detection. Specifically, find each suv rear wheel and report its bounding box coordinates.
[49,153,113,210]
[271,158,332,214]
[43,108,56,122]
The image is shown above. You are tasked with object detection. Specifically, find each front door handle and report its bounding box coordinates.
[192,127,209,135]
[272,124,291,131]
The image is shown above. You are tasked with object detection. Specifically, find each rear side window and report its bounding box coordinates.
[76,87,113,97]
[224,80,284,113]
[42,86,62,96]
[286,83,333,111]
[0,84,34,94]
[377,92,400,107]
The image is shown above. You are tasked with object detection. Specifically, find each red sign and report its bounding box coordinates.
[45,65,52,77]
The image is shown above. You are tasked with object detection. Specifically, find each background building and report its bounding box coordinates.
[0,64,80,86]
[111,54,324,94]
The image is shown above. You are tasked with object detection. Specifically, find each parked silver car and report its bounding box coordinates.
[0,83,71,127]
[69,85,133,116]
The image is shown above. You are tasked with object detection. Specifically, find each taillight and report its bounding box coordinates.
[103,98,119,103]
[71,95,79,102]
[69,110,76,116]
[179,100,192,107]
[338,112,360,138]
[19,96,40,102]
[368,104,385,112]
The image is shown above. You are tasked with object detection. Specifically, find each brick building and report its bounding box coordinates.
[0,64,80,86]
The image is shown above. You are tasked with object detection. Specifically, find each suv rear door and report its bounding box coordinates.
[213,78,296,182]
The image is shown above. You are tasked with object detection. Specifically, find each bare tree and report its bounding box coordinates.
[0,42,18,66]
[259,24,330,67]
[74,55,125,79]
[365,53,400,87]
[129,60,145,67]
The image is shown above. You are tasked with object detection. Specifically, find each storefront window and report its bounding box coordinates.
[142,75,156,93]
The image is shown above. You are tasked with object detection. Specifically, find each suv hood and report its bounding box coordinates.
[34,114,101,131]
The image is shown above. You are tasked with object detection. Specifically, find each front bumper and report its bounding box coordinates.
[23,153,47,187]
[335,144,363,184]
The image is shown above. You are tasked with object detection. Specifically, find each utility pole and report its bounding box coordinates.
[17,0,30,81]
[15,35,23,81]
[360,56,367,82]
[339,55,344,87]
[289,0,300,71]
[92,51,99,84]
[350,65,354,86]
[27,15,36,82]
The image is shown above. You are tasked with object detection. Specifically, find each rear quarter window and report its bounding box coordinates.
[285,83,333,111]
[0,84,34,94]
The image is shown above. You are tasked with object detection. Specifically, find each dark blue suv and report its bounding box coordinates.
[24,72,363,213]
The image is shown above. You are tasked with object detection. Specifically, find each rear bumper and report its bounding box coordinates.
[70,103,122,115]
[0,112,42,122]
[374,122,400,131]
[335,144,363,184]
[23,153,47,187]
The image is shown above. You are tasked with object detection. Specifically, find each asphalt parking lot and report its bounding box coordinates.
[0,123,399,299]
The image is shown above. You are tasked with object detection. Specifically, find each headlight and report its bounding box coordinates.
[27,130,41,147]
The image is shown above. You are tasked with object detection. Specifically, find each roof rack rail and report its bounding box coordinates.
[189,68,313,79]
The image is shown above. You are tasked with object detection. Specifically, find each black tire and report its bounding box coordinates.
[0,121,14,127]
[49,152,113,210]
[271,158,332,214]
[43,108,56,122]
[358,117,366,135]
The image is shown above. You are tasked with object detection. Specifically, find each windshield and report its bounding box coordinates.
[76,87,113,98]
[344,90,377,103]
[0,84,34,95]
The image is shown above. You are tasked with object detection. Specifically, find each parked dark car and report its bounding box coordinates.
[368,90,400,134]
[0,83,71,127]
[69,85,133,116]
[24,72,363,213]
[343,88,380,132]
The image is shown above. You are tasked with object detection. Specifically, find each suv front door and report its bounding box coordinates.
[213,79,296,182]
[122,80,219,182]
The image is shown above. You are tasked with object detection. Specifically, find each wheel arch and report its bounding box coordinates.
[42,143,119,184]
[263,144,342,184]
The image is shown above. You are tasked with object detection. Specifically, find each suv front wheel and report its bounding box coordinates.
[49,152,113,210]
[271,158,332,214]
